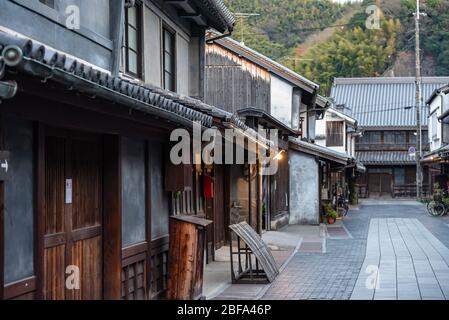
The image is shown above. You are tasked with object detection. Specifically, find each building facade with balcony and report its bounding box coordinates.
[331,77,449,199]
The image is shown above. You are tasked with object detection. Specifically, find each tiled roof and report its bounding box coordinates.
[330,77,449,128]
[0,31,218,127]
[356,151,416,165]
[207,30,319,94]
[200,0,236,32]
[0,31,279,148]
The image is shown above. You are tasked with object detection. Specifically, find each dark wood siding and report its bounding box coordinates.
[205,43,271,113]
[271,152,289,218]
[43,129,103,300]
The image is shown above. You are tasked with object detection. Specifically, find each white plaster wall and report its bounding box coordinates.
[176,34,189,96]
[315,111,347,154]
[289,151,320,225]
[142,3,196,96]
[143,7,162,87]
[429,96,442,152]
[271,75,293,128]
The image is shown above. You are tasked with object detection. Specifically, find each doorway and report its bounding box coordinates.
[43,128,103,299]
[369,173,392,198]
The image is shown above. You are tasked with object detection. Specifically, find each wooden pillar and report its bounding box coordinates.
[103,135,122,300]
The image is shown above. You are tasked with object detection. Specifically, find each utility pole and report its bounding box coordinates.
[414,0,424,200]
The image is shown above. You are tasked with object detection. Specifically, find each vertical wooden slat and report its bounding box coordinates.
[64,137,73,299]
[145,141,152,299]
[103,135,122,300]
[35,124,45,299]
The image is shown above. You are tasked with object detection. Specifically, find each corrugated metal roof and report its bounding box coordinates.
[330,77,449,128]
[356,151,415,165]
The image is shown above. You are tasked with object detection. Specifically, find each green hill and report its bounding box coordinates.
[224,0,449,95]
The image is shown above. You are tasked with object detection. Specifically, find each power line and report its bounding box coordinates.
[234,13,412,36]
[351,105,427,116]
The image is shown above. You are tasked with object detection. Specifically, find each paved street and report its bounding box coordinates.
[262,200,449,300]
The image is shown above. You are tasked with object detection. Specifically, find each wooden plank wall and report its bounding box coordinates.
[149,236,169,299]
[271,152,289,218]
[205,43,271,113]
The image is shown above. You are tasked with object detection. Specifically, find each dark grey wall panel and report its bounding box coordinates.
[1,0,113,70]
[150,142,169,240]
[2,114,34,284]
[121,137,146,247]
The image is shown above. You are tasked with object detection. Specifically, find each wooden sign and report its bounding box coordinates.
[0,151,10,181]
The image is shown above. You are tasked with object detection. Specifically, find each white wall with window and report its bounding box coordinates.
[315,107,357,155]
[428,93,444,152]
[271,75,294,128]
[121,1,201,97]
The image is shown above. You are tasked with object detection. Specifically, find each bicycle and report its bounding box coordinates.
[331,185,349,217]
[427,190,448,217]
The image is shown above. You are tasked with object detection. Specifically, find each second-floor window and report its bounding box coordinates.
[124,4,142,78]
[163,27,176,92]
[326,121,344,147]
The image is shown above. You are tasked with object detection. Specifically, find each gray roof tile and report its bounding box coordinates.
[330,77,449,128]
[356,151,415,165]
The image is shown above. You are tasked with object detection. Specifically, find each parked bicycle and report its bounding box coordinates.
[331,184,349,217]
[427,189,449,217]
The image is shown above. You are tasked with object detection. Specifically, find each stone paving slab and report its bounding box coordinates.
[351,218,449,300]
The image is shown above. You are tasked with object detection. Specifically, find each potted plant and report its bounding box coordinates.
[324,203,338,225]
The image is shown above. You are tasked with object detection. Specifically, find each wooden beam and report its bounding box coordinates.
[103,135,122,300]
[165,0,197,14]
[179,13,207,26]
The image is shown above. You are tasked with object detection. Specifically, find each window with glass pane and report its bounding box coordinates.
[371,131,381,144]
[409,131,416,145]
[395,132,406,144]
[384,132,395,144]
[422,130,428,144]
[326,121,344,147]
[125,5,141,77]
[359,132,370,144]
[163,28,175,91]
[394,168,406,185]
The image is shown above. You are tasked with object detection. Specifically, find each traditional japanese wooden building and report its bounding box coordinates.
[331,77,449,199]
[205,31,323,235]
[422,84,449,192]
[0,0,241,300]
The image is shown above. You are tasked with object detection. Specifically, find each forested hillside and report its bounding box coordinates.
[223,0,449,95]
[223,0,354,60]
